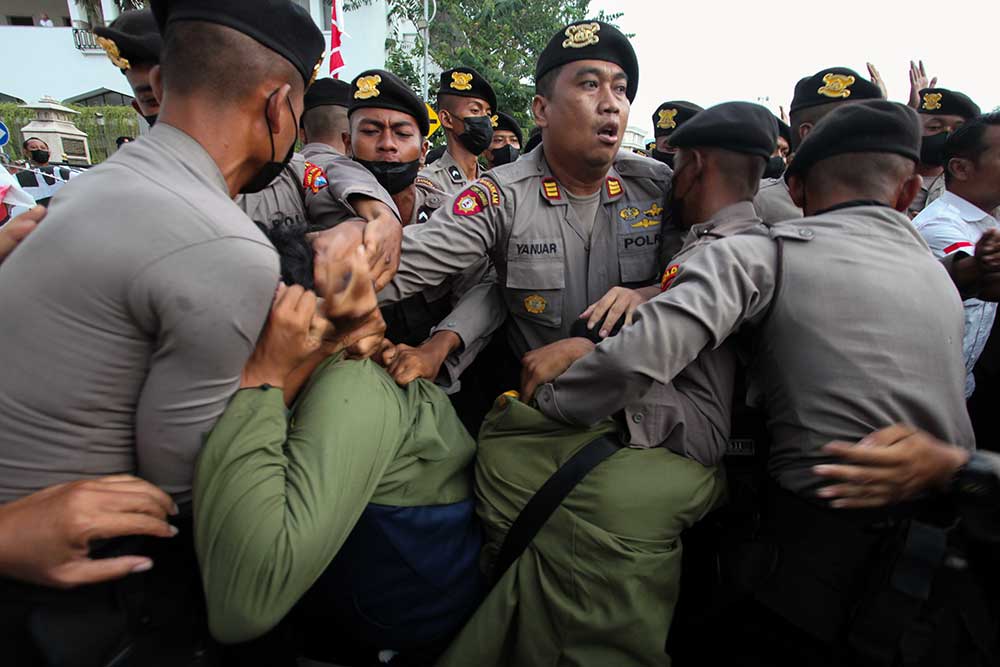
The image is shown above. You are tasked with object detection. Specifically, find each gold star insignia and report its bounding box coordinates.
[96,36,130,70]
[817,73,855,99]
[355,74,382,100]
[657,109,678,130]
[563,22,601,49]
[450,72,474,91]
[922,92,943,111]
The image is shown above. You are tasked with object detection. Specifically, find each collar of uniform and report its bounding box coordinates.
[149,122,228,195]
[535,152,625,206]
[601,165,625,204]
[938,190,994,223]
[439,149,471,184]
[690,200,760,237]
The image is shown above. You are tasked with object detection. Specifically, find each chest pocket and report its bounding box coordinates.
[617,227,660,285]
[505,258,565,329]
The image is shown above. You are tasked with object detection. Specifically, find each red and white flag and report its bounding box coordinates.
[328,0,346,78]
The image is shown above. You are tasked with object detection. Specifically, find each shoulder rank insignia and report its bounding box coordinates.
[660,264,680,291]
[541,177,562,201]
[310,53,325,87]
[303,161,328,193]
[524,294,547,314]
[817,73,855,99]
[447,165,463,183]
[606,177,623,198]
[450,71,474,91]
[656,109,678,130]
[414,176,436,190]
[96,37,130,70]
[454,186,485,216]
[355,74,382,100]
[922,92,943,111]
[563,22,601,49]
[619,206,640,221]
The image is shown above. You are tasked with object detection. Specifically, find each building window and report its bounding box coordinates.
[7,16,34,26]
[322,0,333,30]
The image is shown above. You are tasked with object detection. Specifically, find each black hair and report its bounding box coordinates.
[303,105,349,143]
[260,221,314,290]
[944,112,1000,183]
[534,65,562,99]
[22,137,46,150]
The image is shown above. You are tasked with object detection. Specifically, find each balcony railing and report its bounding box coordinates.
[73,28,102,52]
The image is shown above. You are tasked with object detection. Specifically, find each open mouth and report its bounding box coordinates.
[597,123,619,145]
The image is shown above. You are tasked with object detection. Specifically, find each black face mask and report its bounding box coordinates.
[355,158,421,195]
[920,132,949,167]
[492,144,519,167]
[143,114,158,127]
[30,150,50,164]
[763,155,786,179]
[456,115,494,155]
[241,93,298,195]
[651,149,674,169]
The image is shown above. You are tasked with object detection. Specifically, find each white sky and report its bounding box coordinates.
[590,0,1000,139]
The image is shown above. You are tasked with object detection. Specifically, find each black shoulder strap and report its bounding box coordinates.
[491,433,622,585]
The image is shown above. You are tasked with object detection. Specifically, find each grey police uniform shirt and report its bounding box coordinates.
[380,146,674,359]
[537,205,975,497]
[0,123,279,505]
[418,148,478,195]
[753,177,803,224]
[300,143,402,228]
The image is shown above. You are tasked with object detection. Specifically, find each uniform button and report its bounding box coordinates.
[631,413,643,424]
[798,228,813,238]
[445,322,457,328]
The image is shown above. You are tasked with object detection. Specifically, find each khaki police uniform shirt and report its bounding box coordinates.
[380,146,674,358]
[300,143,402,229]
[411,176,449,226]
[753,177,802,223]
[418,148,479,195]
[537,205,974,496]
[0,123,280,504]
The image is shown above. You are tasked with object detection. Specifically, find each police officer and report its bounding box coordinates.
[908,87,982,217]
[0,0,326,662]
[484,111,523,168]
[94,8,163,125]
[650,100,702,167]
[419,67,497,193]
[535,100,992,666]
[753,66,882,223]
[299,76,352,158]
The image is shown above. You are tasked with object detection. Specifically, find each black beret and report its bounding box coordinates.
[789,67,883,114]
[785,100,920,180]
[668,101,778,159]
[917,88,981,120]
[524,128,542,154]
[492,111,523,146]
[94,9,162,71]
[425,146,446,165]
[305,77,352,112]
[776,117,791,144]
[350,69,430,137]
[150,0,325,88]
[652,100,703,138]
[535,21,638,102]
[436,67,497,114]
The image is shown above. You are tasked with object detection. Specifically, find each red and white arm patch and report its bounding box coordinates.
[303,161,329,193]
[452,179,501,217]
[943,241,974,255]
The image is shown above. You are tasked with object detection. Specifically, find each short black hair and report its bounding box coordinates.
[535,65,563,99]
[22,137,47,150]
[944,112,1000,183]
[788,101,842,151]
[260,221,314,290]
[304,105,349,143]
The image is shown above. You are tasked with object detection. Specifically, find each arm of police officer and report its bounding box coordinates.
[0,475,178,588]
[195,253,403,644]
[0,205,45,263]
[378,178,508,304]
[813,424,971,508]
[535,234,778,425]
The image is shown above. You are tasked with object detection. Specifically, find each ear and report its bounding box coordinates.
[787,173,806,209]
[299,126,308,144]
[797,122,813,144]
[439,107,455,131]
[946,156,971,183]
[894,174,923,212]
[149,65,163,106]
[420,138,429,164]
[267,84,293,135]
[343,131,353,158]
[532,94,548,128]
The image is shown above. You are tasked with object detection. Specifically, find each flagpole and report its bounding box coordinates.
[421,0,429,101]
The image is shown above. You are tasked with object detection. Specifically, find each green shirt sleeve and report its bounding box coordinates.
[193,359,405,644]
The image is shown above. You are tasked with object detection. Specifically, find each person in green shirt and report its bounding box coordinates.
[193,223,484,666]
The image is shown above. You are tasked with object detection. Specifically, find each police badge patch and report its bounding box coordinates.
[524,294,547,314]
[303,162,329,193]
[454,187,485,216]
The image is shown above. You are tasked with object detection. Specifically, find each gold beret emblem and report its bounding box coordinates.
[490,115,499,128]
[817,73,855,99]
[657,108,678,130]
[450,72,474,91]
[355,74,382,100]
[562,22,601,49]
[922,92,943,111]
[309,54,325,87]
[524,294,547,314]
[96,36,130,70]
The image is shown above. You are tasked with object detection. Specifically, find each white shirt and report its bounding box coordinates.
[913,190,999,397]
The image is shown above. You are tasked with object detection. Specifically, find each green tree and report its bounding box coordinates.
[352,0,623,136]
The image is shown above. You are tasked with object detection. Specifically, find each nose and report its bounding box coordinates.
[598,83,622,116]
[376,130,398,155]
